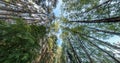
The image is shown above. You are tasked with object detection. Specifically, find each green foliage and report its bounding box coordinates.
[30,25,46,38]
[0,19,46,63]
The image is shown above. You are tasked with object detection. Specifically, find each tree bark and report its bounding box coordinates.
[88,27,120,36]
[82,34,120,49]
[85,37,120,63]
[68,38,82,63]
[80,0,111,15]
[78,39,93,63]
[69,16,120,23]
[66,28,120,49]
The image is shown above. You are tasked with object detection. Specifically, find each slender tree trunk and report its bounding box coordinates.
[80,0,111,15]
[66,28,120,62]
[84,37,120,63]
[82,34,120,49]
[69,16,120,23]
[68,38,82,63]
[78,39,93,63]
[88,27,120,36]
[0,6,35,13]
[66,28,120,49]
[0,16,44,21]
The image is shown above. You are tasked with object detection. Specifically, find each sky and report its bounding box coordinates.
[53,0,63,46]
[53,0,62,17]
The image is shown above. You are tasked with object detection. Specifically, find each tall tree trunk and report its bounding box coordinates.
[82,34,120,49]
[84,37,120,63]
[80,0,111,15]
[68,38,82,63]
[66,28,120,49]
[77,39,93,63]
[88,27,120,36]
[69,16,120,23]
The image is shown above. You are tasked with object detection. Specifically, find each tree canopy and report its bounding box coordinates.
[0,0,120,63]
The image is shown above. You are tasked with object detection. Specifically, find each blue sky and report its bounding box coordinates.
[53,0,63,46]
[53,0,62,17]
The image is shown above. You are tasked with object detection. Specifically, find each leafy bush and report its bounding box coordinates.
[0,19,46,63]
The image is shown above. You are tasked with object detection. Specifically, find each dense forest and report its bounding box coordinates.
[0,0,120,63]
